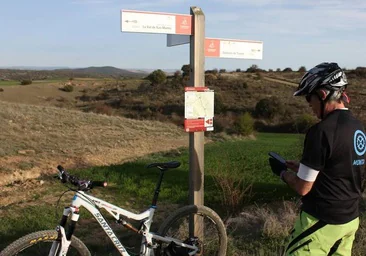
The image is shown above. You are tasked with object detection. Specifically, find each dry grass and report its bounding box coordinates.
[227,200,299,239]
[0,100,188,186]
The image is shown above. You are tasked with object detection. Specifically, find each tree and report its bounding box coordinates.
[246,64,259,73]
[181,64,191,78]
[298,66,307,72]
[173,70,182,78]
[236,68,241,72]
[282,67,293,72]
[146,69,167,85]
[219,69,226,73]
[255,97,283,119]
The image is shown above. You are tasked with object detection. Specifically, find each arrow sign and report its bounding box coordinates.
[205,38,263,59]
[121,10,192,35]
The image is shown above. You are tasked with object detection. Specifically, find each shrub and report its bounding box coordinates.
[235,112,255,136]
[20,80,32,85]
[246,64,259,73]
[298,66,307,72]
[205,73,218,86]
[60,84,74,92]
[352,67,366,78]
[213,170,253,218]
[0,88,4,92]
[146,69,167,85]
[181,64,190,78]
[255,97,283,119]
[282,67,293,72]
[293,113,317,133]
[214,93,225,114]
[93,103,114,116]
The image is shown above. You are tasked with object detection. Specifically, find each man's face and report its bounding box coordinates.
[306,93,322,119]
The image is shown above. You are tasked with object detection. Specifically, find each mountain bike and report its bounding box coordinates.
[0,161,227,256]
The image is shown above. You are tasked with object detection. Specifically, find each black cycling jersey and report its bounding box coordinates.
[300,109,366,224]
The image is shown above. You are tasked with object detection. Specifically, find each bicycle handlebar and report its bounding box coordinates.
[57,165,107,191]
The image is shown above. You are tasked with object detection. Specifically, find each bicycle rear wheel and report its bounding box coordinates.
[0,230,91,256]
[157,205,227,255]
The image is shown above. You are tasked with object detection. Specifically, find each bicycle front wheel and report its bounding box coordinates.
[0,230,91,256]
[157,205,227,255]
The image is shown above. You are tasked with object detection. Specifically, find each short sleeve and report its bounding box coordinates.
[301,125,330,171]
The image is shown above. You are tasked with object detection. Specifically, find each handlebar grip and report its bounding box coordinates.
[91,181,108,188]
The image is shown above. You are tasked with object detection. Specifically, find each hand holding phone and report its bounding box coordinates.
[268,151,287,176]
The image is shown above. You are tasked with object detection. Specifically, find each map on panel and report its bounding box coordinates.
[184,91,214,119]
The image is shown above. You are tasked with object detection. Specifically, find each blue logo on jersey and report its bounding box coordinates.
[354,130,366,156]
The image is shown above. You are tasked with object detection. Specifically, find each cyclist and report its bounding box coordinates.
[270,62,366,255]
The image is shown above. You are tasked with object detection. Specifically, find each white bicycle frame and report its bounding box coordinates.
[50,190,198,256]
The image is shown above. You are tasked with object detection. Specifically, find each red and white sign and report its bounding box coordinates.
[184,118,214,132]
[205,38,263,59]
[184,87,214,132]
[121,10,192,35]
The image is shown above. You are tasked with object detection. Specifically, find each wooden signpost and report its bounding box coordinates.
[121,6,263,207]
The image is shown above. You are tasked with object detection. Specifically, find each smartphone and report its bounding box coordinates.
[268,151,286,164]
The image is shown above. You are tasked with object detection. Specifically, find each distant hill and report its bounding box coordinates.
[0,66,146,80]
[55,66,146,78]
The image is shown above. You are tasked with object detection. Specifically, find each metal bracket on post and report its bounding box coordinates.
[189,6,205,207]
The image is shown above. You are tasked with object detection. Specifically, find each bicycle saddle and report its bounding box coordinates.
[146,161,181,170]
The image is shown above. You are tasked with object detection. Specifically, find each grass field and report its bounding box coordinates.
[1,133,366,255]
[0,133,304,255]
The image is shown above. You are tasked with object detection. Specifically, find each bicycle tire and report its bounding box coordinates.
[157,205,227,256]
[0,230,91,256]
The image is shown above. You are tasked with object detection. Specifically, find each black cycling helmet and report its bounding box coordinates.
[294,62,348,98]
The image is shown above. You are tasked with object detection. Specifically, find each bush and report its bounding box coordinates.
[0,88,4,92]
[146,69,167,85]
[293,113,317,133]
[235,112,255,136]
[205,73,218,86]
[20,80,32,85]
[298,66,307,72]
[93,103,114,116]
[282,67,293,72]
[215,93,225,114]
[181,64,190,78]
[246,64,259,73]
[255,97,283,119]
[60,84,74,92]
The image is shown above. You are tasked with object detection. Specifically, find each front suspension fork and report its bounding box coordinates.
[49,206,80,256]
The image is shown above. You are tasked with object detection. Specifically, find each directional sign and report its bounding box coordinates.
[167,34,190,47]
[205,38,263,59]
[121,10,192,35]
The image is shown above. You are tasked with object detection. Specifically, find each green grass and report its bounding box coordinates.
[0,132,304,254]
[0,80,20,86]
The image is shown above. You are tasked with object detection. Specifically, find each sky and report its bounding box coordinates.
[1,0,365,71]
